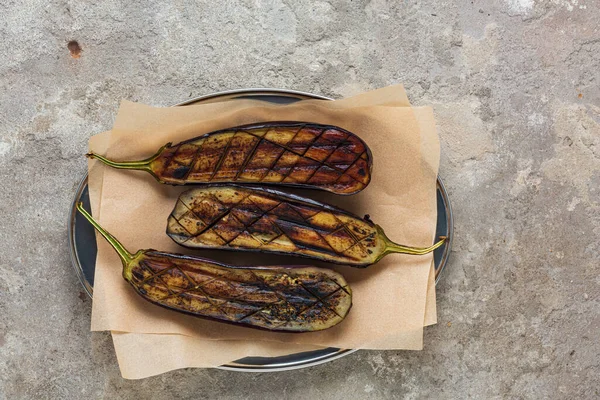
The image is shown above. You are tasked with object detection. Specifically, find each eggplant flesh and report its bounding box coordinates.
[87,122,372,195]
[131,251,352,332]
[77,203,351,332]
[167,185,445,267]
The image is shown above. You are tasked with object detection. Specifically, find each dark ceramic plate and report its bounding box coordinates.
[69,89,453,372]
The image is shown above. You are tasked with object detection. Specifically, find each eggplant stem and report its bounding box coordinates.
[85,143,170,171]
[377,225,447,258]
[76,202,134,268]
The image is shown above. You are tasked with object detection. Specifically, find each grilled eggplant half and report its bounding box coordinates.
[77,203,351,332]
[87,122,372,195]
[167,185,445,267]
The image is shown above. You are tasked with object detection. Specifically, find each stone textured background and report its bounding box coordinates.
[1,0,599,398]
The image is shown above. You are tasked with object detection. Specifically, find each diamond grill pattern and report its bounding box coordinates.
[170,188,378,263]
[131,254,350,329]
[161,123,371,194]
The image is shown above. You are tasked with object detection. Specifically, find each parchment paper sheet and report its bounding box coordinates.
[87,85,440,378]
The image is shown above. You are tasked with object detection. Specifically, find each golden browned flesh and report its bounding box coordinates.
[129,251,352,331]
[90,122,372,195]
[167,186,444,267]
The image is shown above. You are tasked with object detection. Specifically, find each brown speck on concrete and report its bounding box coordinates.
[67,40,82,58]
[78,291,87,302]
[578,93,583,98]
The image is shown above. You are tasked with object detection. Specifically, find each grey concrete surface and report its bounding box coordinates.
[1,0,599,398]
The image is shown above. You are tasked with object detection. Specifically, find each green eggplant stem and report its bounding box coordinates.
[76,202,135,272]
[376,225,447,261]
[85,143,170,171]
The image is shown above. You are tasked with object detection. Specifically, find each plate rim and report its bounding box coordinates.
[69,174,94,298]
[69,87,453,372]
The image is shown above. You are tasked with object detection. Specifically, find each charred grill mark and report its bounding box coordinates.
[284,123,308,147]
[295,159,324,185]
[233,135,263,180]
[278,153,304,183]
[181,139,206,181]
[218,132,260,181]
[169,214,195,237]
[247,143,283,181]
[270,218,339,255]
[137,261,172,285]
[269,210,318,230]
[236,306,270,324]
[176,198,213,230]
[294,282,346,318]
[332,151,367,181]
[228,196,279,231]
[164,144,198,179]
[312,289,344,318]
[210,213,248,245]
[248,270,291,307]
[262,138,288,179]
[335,223,365,254]
[209,131,237,181]
[184,208,234,243]
[160,144,181,177]
[299,126,326,156]
[173,268,228,307]
[340,232,376,255]
[331,280,351,295]
[135,263,178,296]
[317,135,352,171]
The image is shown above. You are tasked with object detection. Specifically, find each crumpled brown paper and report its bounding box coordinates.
[87,85,440,378]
